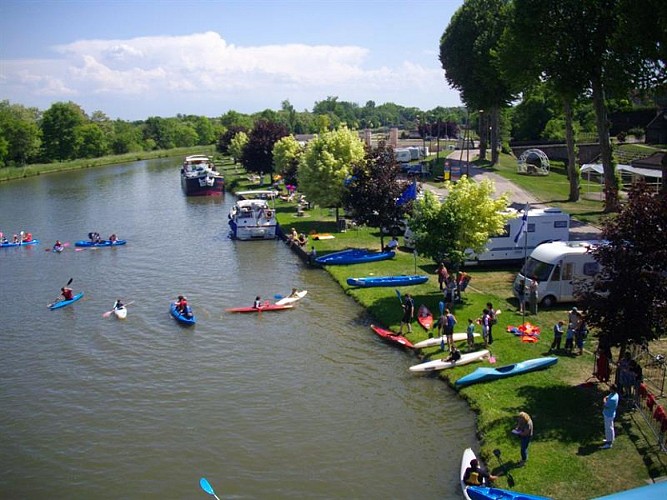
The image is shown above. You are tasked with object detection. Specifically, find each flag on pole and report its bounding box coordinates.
[513,204,530,245]
[396,181,417,206]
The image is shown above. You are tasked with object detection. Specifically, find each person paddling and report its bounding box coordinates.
[61,286,74,301]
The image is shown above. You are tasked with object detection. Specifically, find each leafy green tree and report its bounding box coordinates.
[74,123,108,158]
[439,0,515,164]
[576,183,667,355]
[342,142,406,249]
[110,120,143,154]
[40,101,86,161]
[0,100,41,166]
[191,116,216,145]
[240,119,289,176]
[172,122,199,148]
[143,116,178,150]
[219,110,254,130]
[298,126,366,216]
[272,135,302,186]
[217,125,248,154]
[229,131,249,164]
[409,176,511,266]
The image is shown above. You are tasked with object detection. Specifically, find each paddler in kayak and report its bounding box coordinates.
[175,295,194,319]
[53,240,64,252]
[113,299,125,310]
[61,286,74,301]
[253,296,262,308]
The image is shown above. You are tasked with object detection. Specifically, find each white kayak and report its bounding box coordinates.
[275,290,307,306]
[461,447,477,500]
[409,349,490,373]
[413,332,480,349]
[113,307,127,319]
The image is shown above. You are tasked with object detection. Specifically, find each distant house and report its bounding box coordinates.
[645,109,667,144]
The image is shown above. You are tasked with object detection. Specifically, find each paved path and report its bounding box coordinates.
[420,151,602,241]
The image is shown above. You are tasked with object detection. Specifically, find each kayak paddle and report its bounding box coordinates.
[199,477,221,500]
[395,289,402,304]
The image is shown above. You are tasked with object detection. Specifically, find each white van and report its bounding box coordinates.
[394,148,412,163]
[513,240,604,307]
[464,207,570,264]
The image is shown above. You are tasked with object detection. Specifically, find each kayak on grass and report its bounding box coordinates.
[455,357,558,388]
[413,332,480,349]
[370,324,414,348]
[48,292,84,310]
[315,248,395,265]
[409,349,490,373]
[417,304,434,330]
[346,274,429,288]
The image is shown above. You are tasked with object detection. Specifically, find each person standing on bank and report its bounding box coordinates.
[486,302,495,345]
[399,293,415,335]
[513,411,533,466]
[601,384,619,449]
[444,308,457,351]
[550,320,564,353]
[528,278,539,315]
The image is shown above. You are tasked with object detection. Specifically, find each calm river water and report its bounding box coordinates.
[0,158,476,499]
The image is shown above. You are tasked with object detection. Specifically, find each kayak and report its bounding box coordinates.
[226,304,294,313]
[315,248,395,265]
[113,307,128,319]
[311,233,335,240]
[455,357,558,388]
[409,349,490,373]
[461,447,477,500]
[467,485,552,500]
[413,332,480,349]
[592,480,667,499]
[74,239,127,247]
[417,304,433,330]
[370,324,414,348]
[346,274,429,288]
[1,239,39,248]
[275,290,308,306]
[170,302,196,326]
[48,292,84,310]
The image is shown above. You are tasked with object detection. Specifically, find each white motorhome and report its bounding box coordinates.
[394,148,412,163]
[464,207,570,264]
[512,240,604,307]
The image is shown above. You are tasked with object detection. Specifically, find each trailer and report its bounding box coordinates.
[513,240,604,307]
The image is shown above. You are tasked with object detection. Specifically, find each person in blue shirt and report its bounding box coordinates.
[601,384,620,449]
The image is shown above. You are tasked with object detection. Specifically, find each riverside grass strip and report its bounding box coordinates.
[221,159,666,498]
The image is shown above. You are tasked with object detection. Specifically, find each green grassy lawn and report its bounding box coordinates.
[220,159,667,499]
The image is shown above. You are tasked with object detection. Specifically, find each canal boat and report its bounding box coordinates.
[228,190,279,240]
[346,274,429,287]
[48,292,84,310]
[409,349,490,373]
[315,248,395,265]
[180,154,224,196]
[370,324,414,348]
[455,357,558,388]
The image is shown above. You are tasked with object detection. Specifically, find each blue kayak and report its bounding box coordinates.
[347,274,429,287]
[1,239,39,248]
[467,485,552,500]
[75,239,126,247]
[455,357,558,388]
[170,302,196,326]
[315,248,395,265]
[49,292,84,310]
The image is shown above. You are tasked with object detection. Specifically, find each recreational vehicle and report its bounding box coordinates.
[394,148,412,163]
[513,240,604,307]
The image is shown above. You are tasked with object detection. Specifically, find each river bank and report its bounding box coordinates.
[221,158,666,499]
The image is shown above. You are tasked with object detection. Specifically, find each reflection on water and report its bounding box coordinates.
[0,159,476,499]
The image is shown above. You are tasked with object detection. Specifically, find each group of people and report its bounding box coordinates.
[88,232,118,243]
[287,227,307,248]
[0,230,33,244]
[549,306,588,355]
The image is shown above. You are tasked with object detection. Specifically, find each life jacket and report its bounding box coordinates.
[466,470,483,486]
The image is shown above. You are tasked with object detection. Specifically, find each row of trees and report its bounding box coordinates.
[439,0,666,211]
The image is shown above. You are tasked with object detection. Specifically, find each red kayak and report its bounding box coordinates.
[226,304,294,313]
[417,304,433,330]
[370,324,414,348]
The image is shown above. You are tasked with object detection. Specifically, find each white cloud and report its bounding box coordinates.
[0,31,461,118]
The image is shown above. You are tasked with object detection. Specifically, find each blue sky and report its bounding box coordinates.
[0,0,464,120]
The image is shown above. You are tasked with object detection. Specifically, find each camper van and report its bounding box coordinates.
[394,148,412,163]
[463,207,570,264]
[513,240,604,307]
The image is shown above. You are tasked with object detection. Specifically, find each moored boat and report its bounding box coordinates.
[346,274,429,287]
[228,190,278,240]
[315,248,395,266]
[180,155,224,196]
[455,357,558,388]
[409,349,490,373]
